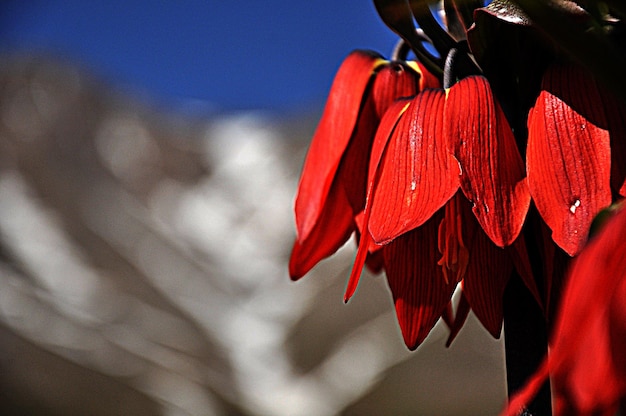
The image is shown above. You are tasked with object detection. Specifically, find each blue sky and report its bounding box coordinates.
[0,1,399,113]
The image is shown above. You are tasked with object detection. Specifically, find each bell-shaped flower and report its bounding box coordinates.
[527,63,616,256]
[352,89,460,349]
[346,76,539,348]
[446,76,531,248]
[290,50,438,279]
[291,46,625,353]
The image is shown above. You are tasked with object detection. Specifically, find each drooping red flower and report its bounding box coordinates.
[527,63,615,256]
[503,202,626,416]
[345,75,540,348]
[289,6,626,352]
[346,88,460,349]
[290,50,439,280]
[291,55,626,351]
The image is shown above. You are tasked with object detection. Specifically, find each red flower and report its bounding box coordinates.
[346,75,539,348]
[527,63,623,256]
[503,202,626,416]
[350,63,626,349]
[290,50,438,279]
[290,50,626,351]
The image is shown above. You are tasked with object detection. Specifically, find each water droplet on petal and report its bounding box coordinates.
[570,199,581,214]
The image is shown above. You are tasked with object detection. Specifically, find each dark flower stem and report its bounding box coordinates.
[442,45,482,90]
[503,274,552,415]
[408,0,455,58]
[443,47,459,89]
[373,0,444,77]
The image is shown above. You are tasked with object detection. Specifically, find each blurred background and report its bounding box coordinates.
[0,1,506,415]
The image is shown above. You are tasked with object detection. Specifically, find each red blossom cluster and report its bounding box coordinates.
[290,15,626,352]
[288,1,626,414]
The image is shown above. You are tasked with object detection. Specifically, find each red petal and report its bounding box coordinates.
[610,271,626,383]
[539,63,626,198]
[437,192,471,285]
[527,66,612,256]
[369,89,460,244]
[445,76,530,247]
[336,97,379,214]
[461,232,512,338]
[344,100,411,302]
[289,180,354,280]
[291,100,380,280]
[344,215,372,302]
[294,50,385,241]
[382,211,457,350]
[548,205,626,413]
[445,291,470,348]
[407,61,442,90]
[367,98,413,184]
[448,195,512,338]
[339,61,423,214]
[370,61,422,120]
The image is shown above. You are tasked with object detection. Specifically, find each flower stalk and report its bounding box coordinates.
[504,274,552,416]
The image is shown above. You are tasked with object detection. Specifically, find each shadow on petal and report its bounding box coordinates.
[382,211,457,350]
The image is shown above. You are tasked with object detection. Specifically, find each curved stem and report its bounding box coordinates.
[443,47,458,89]
[504,274,552,416]
[442,43,482,88]
[409,0,456,58]
[373,0,444,76]
[392,38,411,61]
[391,29,438,63]
[408,32,445,75]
